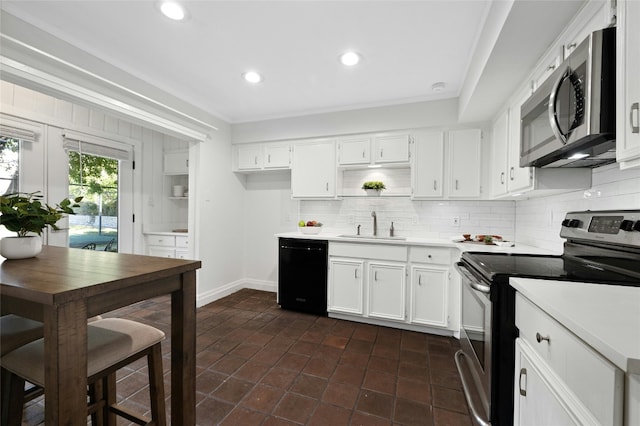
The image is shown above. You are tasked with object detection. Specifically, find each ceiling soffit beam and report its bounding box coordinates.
[0,12,217,141]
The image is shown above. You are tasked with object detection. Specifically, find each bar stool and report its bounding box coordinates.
[1,318,166,426]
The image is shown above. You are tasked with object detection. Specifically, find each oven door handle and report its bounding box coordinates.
[456,263,491,294]
[455,350,492,426]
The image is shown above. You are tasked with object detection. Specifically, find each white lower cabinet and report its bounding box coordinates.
[514,292,624,426]
[146,233,190,259]
[328,242,454,333]
[328,258,364,315]
[514,339,579,426]
[410,266,448,327]
[368,262,406,321]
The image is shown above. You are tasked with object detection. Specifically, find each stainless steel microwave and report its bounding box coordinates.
[520,27,616,168]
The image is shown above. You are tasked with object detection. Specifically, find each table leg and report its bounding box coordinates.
[43,300,88,425]
[171,270,196,425]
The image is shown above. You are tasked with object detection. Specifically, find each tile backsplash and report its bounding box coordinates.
[300,198,516,240]
[515,164,640,252]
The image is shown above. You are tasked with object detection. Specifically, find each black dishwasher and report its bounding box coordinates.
[278,238,328,316]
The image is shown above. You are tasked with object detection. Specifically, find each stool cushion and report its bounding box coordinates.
[1,318,165,387]
[0,315,43,356]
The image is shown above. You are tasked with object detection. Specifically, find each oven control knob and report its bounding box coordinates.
[620,220,635,232]
[633,221,640,232]
[568,219,581,228]
[561,219,571,227]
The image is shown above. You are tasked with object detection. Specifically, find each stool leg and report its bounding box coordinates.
[104,374,117,426]
[1,370,25,426]
[148,344,166,426]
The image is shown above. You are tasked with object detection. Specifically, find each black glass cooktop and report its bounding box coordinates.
[461,252,640,286]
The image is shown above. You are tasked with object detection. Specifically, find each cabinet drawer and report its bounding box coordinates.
[329,242,407,262]
[176,236,189,248]
[148,247,175,258]
[409,246,451,264]
[175,249,190,259]
[516,293,623,425]
[146,235,176,247]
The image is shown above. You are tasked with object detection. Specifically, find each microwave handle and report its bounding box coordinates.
[548,67,570,145]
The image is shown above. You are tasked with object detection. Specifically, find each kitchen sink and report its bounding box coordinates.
[337,234,407,241]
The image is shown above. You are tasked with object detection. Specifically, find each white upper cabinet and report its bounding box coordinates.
[291,139,337,198]
[374,133,410,164]
[337,135,371,165]
[264,143,291,169]
[337,132,410,167]
[164,150,189,175]
[490,110,510,198]
[617,0,640,168]
[411,130,445,198]
[531,51,562,93]
[507,88,535,193]
[236,144,263,170]
[234,142,290,171]
[449,129,482,198]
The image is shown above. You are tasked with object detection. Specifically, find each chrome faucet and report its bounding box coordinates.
[371,211,377,236]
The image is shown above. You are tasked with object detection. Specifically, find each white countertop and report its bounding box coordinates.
[275,232,557,255]
[510,278,640,375]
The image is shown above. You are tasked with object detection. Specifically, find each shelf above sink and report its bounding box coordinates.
[337,234,406,241]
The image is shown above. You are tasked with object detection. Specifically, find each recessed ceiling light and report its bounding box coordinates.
[160,1,186,20]
[431,82,446,92]
[340,51,361,66]
[243,71,263,84]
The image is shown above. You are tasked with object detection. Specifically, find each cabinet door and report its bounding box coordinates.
[291,140,336,198]
[532,53,561,92]
[449,129,482,198]
[264,143,290,169]
[617,0,640,168]
[507,87,534,193]
[164,151,189,174]
[328,258,364,315]
[490,111,509,198]
[368,262,405,321]
[148,246,176,258]
[410,266,448,327]
[411,131,444,198]
[237,144,263,170]
[514,340,579,426]
[338,136,371,165]
[374,134,410,164]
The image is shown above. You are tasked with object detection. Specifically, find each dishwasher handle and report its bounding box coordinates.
[280,245,325,251]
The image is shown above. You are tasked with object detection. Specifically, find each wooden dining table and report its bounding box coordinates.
[0,245,201,425]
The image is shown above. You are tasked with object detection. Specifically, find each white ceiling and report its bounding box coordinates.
[1,0,585,124]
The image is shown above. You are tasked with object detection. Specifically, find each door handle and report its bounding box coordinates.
[418,275,422,286]
[455,180,459,190]
[354,268,359,279]
[510,167,515,181]
[374,271,378,281]
[631,102,639,134]
[500,172,505,185]
[519,368,527,396]
[433,180,437,191]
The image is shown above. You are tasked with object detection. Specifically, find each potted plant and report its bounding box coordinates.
[0,191,82,259]
[362,181,386,196]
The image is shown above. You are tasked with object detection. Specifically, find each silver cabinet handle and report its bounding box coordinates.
[433,180,437,191]
[254,156,258,165]
[374,271,378,281]
[427,254,432,259]
[362,150,366,158]
[536,332,550,343]
[268,154,271,163]
[354,268,359,279]
[547,63,556,71]
[455,180,459,190]
[380,148,383,158]
[500,172,505,185]
[325,182,329,191]
[519,368,527,396]
[510,166,515,181]
[418,275,422,286]
[631,102,639,134]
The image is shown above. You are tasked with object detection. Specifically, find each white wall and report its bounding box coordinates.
[515,164,640,252]
[231,98,459,144]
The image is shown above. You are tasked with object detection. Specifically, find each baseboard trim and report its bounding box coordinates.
[196,279,277,308]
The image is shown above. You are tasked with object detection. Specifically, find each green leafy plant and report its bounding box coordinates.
[361,181,386,190]
[0,192,82,237]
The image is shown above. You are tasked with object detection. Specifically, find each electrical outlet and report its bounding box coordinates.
[453,216,460,227]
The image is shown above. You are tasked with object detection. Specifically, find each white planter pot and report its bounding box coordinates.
[364,189,382,196]
[0,235,43,259]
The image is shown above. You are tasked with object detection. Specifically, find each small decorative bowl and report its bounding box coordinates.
[300,226,322,235]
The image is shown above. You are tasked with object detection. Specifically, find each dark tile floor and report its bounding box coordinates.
[22,289,471,425]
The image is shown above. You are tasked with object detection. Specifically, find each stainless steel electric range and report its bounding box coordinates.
[454,210,640,426]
